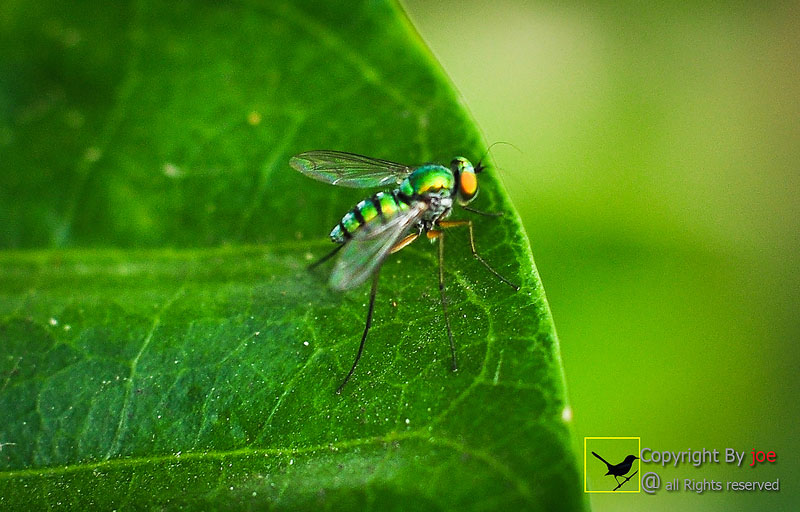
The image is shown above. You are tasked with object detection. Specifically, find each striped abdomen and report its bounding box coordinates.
[330,191,412,243]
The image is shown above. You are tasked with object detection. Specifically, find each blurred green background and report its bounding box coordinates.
[403,0,798,510]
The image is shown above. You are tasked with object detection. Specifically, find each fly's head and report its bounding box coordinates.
[451,157,479,206]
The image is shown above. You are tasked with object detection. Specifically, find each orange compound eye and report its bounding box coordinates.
[459,171,477,199]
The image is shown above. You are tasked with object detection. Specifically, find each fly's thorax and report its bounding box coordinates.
[421,194,453,224]
[329,191,411,243]
[451,157,478,206]
[404,164,455,199]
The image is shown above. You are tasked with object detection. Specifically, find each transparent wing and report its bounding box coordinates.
[290,150,414,188]
[330,202,428,290]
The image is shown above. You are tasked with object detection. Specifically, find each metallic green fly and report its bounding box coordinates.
[290,150,519,393]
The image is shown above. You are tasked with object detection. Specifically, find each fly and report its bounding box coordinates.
[290,150,520,393]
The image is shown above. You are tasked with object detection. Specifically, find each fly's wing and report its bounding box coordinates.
[330,202,427,290]
[290,150,414,188]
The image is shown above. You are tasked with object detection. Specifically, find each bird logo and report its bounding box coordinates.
[592,451,639,490]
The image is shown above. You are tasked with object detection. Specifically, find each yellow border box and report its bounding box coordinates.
[584,436,641,493]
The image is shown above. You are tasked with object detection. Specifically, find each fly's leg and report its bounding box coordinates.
[438,220,520,291]
[427,230,458,372]
[461,205,503,217]
[337,270,380,394]
[336,232,420,394]
[308,243,344,270]
[390,232,419,254]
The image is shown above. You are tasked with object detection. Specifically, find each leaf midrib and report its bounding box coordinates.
[0,429,534,501]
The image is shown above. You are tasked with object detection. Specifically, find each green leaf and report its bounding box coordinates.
[0,0,584,509]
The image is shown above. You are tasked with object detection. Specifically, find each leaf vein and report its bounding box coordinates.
[104,285,185,460]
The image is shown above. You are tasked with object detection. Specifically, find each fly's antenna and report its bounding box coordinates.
[474,141,521,173]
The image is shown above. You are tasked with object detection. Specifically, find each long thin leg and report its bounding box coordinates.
[308,243,343,270]
[336,269,380,394]
[390,232,419,254]
[435,232,459,371]
[461,205,503,217]
[438,220,520,291]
